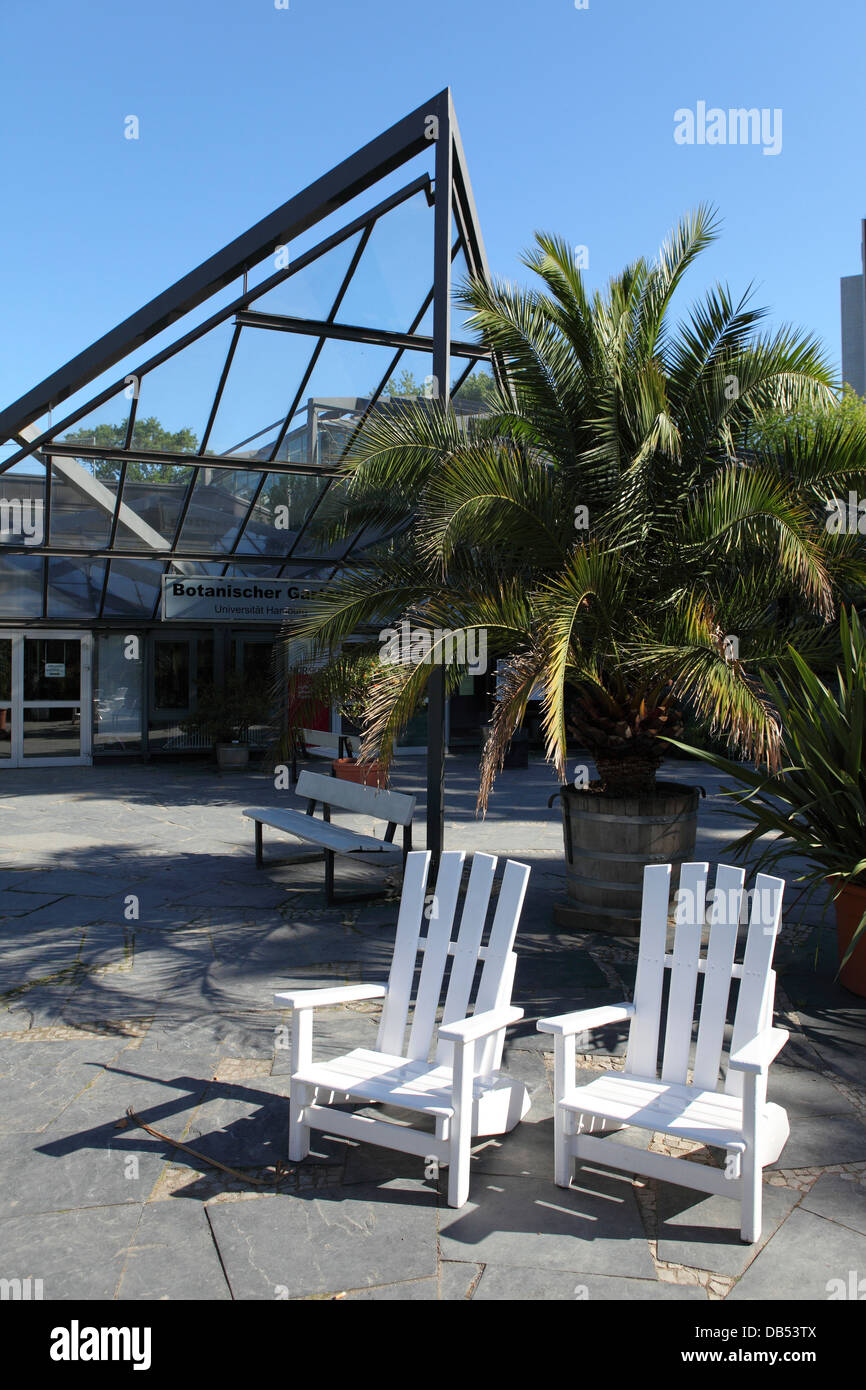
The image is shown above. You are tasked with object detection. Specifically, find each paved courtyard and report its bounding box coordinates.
[1,754,865,1301]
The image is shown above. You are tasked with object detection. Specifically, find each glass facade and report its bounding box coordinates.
[0,95,491,767]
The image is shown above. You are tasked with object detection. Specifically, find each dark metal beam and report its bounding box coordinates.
[37,441,340,478]
[426,91,453,867]
[234,310,489,361]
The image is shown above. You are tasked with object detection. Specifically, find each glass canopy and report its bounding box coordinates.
[0,90,492,622]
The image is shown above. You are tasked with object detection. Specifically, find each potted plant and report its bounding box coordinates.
[273,649,389,787]
[185,674,273,771]
[668,608,866,996]
[277,209,866,931]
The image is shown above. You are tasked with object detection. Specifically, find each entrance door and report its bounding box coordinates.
[0,631,93,767]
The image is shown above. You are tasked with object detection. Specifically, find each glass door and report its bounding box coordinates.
[0,631,93,767]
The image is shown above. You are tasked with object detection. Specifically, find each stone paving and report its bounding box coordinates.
[1,755,865,1301]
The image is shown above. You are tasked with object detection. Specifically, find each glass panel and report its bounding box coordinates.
[334,192,433,331]
[449,246,482,344]
[203,325,314,460]
[131,324,234,452]
[0,553,43,617]
[235,472,327,556]
[0,705,12,759]
[0,469,46,546]
[93,632,143,754]
[148,634,213,752]
[46,558,107,618]
[0,639,10,701]
[277,340,403,466]
[154,639,190,712]
[49,462,119,548]
[22,708,81,759]
[176,468,262,553]
[247,232,364,321]
[55,389,133,456]
[23,638,82,700]
[292,476,359,560]
[116,462,195,550]
[101,559,165,617]
[234,638,274,685]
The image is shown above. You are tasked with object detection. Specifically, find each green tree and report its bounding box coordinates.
[285,207,866,804]
[62,416,198,482]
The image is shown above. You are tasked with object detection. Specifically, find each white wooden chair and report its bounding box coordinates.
[274,849,532,1207]
[538,862,790,1243]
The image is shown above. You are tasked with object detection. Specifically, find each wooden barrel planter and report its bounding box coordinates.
[552,781,701,937]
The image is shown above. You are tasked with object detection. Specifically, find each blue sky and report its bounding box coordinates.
[1,0,865,440]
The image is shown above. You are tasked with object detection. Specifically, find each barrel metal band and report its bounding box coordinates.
[565,808,698,826]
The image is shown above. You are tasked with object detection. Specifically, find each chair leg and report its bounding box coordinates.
[289,1081,311,1162]
[554,1105,574,1187]
[447,1118,471,1208]
[289,1008,313,1162]
[448,1041,473,1207]
[740,1146,762,1244]
[553,1033,576,1187]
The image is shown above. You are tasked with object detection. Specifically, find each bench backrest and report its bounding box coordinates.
[295,768,415,827]
[625,861,785,1097]
[377,849,530,1074]
[300,728,354,755]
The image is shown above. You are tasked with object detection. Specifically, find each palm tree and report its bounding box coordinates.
[281,206,866,808]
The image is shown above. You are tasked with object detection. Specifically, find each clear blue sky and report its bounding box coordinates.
[1,0,864,435]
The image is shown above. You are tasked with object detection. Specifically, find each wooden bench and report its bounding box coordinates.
[244,769,415,905]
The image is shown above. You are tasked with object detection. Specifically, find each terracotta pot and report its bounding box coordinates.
[331,758,388,788]
[834,881,866,997]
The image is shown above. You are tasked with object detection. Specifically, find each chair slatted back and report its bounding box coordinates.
[725,873,784,1097]
[626,861,784,1093]
[376,850,529,1068]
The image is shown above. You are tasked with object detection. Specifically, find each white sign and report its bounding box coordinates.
[161,576,325,623]
[44,662,66,678]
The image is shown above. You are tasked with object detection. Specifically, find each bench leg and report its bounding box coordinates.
[254,822,263,869]
[325,849,335,905]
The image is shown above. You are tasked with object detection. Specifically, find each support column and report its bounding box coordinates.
[427,91,452,866]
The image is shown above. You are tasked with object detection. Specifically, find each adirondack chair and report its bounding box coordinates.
[274,849,531,1207]
[538,862,790,1243]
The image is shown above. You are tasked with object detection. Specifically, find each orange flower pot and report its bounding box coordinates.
[835,881,866,997]
[331,758,388,788]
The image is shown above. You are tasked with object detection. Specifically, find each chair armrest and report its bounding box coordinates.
[729,1027,789,1075]
[273,984,388,1011]
[537,1003,635,1037]
[438,1006,523,1045]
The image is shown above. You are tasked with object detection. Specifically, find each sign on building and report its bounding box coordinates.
[161,576,325,623]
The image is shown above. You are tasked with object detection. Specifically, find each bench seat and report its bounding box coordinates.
[243,806,402,858]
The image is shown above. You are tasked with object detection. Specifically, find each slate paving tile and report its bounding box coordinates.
[182,1075,291,1168]
[766,1064,857,1117]
[208,1180,438,1299]
[0,1123,166,1219]
[438,1164,655,1277]
[473,1267,708,1300]
[0,1038,124,1133]
[728,1208,866,1300]
[799,1172,866,1236]
[341,1262,481,1300]
[116,1199,231,1300]
[655,1180,801,1277]
[0,1205,143,1300]
[767,1113,866,1169]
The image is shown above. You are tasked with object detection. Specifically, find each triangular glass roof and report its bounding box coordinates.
[0,91,492,621]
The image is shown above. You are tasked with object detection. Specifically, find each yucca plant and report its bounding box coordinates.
[281,206,866,809]
[667,607,866,971]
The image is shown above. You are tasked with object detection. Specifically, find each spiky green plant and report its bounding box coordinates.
[667,608,866,965]
[279,206,866,807]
